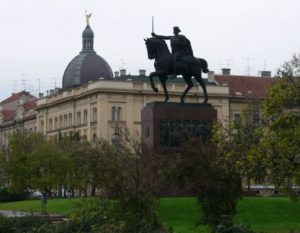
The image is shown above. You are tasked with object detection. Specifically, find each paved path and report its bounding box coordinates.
[0,210,66,220]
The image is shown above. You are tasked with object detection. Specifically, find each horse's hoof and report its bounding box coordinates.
[181,99,185,103]
[203,99,208,104]
[164,98,169,102]
[153,88,158,93]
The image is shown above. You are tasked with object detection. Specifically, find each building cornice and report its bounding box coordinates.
[37,81,229,109]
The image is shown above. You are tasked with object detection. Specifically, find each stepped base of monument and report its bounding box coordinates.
[141,101,217,150]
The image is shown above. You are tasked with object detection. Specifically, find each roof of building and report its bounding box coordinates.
[214,75,274,99]
[0,92,37,123]
[2,109,16,122]
[0,91,29,105]
[24,99,37,111]
[62,24,113,89]
[82,24,94,38]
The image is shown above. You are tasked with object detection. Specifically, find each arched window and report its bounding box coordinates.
[112,106,121,121]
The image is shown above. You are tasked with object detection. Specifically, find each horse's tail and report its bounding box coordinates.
[199,58,209,73]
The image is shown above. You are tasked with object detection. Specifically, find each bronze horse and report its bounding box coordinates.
[145,37,209,103]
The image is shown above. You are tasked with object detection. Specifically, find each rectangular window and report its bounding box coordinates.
[233,113,241,122]
[112,106,121,121]
[49,118,53,130]
[40,120,44,133]
[54,117,58,129]
[59,116,63,128]
[92,107,97,122]
[64,114,68,127]
[77,111,81,125]
[69,113,72,126]
[83,110,88,125]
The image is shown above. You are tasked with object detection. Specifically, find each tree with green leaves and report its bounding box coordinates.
[8,132,72,197]
[261,54,300,194]
[27,139,71,197]
[8,132,45,192]
[0,149,9,187]
[176,139,242,227]
[90,130,170,233]
[214,102,268,191]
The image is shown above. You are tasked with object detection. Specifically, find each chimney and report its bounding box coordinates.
[114,71,120,77]
[139,69,146,76]
[207,71,215,82]
[120,69,126,76]
[261,71,271,77]
[38,93,44,98]
[221,68,231,76]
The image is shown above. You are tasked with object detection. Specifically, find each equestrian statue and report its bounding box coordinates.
[145,26,209,103]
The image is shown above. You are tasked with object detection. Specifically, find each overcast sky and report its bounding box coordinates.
[0,0,299,100]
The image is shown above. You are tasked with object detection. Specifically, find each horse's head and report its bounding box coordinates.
[144,37,168,60]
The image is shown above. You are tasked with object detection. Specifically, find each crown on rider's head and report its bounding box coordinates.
[173,26,181,33]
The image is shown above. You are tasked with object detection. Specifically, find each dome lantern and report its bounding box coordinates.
[82,12,95,52]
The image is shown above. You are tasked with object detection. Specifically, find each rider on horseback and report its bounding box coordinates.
[152,26,194,75]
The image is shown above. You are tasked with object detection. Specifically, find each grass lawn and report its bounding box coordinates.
[0,198,79,216]
[159,197,211,233]
[235,197,300,233]
[0,197,300,233]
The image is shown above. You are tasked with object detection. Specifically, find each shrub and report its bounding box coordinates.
[0,188,29,202]
[176,140,242,226]
[0,215,53,233]
[70,197,173,233]
[215,215,254,233]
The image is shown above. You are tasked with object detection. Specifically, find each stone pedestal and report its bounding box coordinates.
[141,102,217,150]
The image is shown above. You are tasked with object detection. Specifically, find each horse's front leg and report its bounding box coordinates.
[149,72,159,92]
[159,76,169,102]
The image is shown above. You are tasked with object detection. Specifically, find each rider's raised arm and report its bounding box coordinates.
[151,32,172,40]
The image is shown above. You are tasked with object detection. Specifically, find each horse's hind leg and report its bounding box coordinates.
[194,74,208,104]
[159,76,169,102]
[181,75,193,103]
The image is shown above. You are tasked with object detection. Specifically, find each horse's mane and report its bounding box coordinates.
[151,37,167,46]
[146,37,170,55]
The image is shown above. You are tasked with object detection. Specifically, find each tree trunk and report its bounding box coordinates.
[91,185,96,196]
